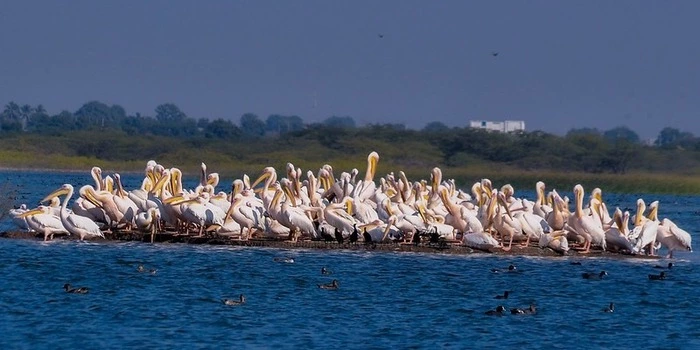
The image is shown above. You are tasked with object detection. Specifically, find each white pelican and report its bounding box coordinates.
[288,164,310,206]
[305,170,323,207]
[514,199,551,246]
[42,184,104,241]
[279,200,318,241]
[351,151,379,202]
[629,199,659,255]
[382,196,427,238]
[437,186,468,233]
[227,193,265,240]
[112,173,140,229]
[532,181,552,218]
[90,166,105,191]
[207,190,231,214]
[80,185,127,230]
[650,202,692,258]
[262,215,290,239]
[135,207,160,242]
[491,191,524,251]
[70,196,108,226]
[127,164,156,212]
[213,216,243,238]
[604,208,635,254]
[656,218,692,258]
[9,204,30,231]
[319,201,357,237]
[462,230,500,250]
[18,205,68,241]
[568,184,606,253]
[590,188,612,226]
[546,192,568,231]
[250,167,278,203]
[359,216,398,242]
[538,230,570,254]
[347,195,379,224]
[428,167,443,204]
[183,192,225,236]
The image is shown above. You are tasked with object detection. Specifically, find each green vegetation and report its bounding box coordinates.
[2,101,700,194]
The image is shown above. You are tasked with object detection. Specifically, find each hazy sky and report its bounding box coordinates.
[1,1,699,139]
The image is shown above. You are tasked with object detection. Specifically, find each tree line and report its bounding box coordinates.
[0,101,356,139]
[1,100,699,175]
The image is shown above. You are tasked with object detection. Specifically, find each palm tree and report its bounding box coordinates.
[19,104,33,131]
[35,104,47,115]
[3,101,21,121]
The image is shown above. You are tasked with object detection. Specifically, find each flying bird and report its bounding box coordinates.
[491,51,499,57]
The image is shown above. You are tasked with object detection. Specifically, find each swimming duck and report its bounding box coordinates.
[321,267,332,275]
[653,262,674,269]
[648,271,666,280]
[582,271,608,279]
[511,304,537,315]
[318,279,339,290]
[137,265,157,274]
[494,291,511,299]
[63,283,89,294]
[485,305,506,316]
[273,257,295,263]
[222,294,246,306]
[602,302,614,313]
[603,303,615,312]
[490,264,517,273]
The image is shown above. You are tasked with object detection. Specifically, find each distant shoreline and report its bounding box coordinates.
[1,166,700,195]
[0,167,143,175]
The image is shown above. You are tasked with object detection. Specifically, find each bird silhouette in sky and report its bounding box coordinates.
[492,51,499,57]
[378,34,384,38]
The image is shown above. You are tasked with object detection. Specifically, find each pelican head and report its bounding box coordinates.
[18,206,49,218]
[286,163,296,180]
[79,185,102,208]
[430,167,442,193]
[500,184,514,199]
[647,201,659,221]
[365,151,379,182]
[42,184,73,203]
[480,179,493,198]
[634,199,646,226]
[251,167,276,190]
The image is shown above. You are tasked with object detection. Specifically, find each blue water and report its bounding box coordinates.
[1,170,699,349]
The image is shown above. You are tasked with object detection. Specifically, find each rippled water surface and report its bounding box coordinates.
[1,171,699,349]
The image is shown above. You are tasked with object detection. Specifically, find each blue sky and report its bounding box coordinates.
[1,1,698,139]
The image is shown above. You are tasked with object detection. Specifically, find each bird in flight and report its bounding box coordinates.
[491,51,499,57]
[378,34,384,38]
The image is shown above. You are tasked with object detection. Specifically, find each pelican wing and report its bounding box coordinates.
[667,220,692,249]
[67,213,103,235]
[33,214,65,230]
[463,232,499,249]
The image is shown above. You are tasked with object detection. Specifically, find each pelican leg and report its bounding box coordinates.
[502,235,513,252]
[580,239,591,254]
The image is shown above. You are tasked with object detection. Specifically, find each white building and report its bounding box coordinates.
[469,120,525,133]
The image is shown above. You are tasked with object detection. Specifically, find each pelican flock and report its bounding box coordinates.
[8,151,693,258]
